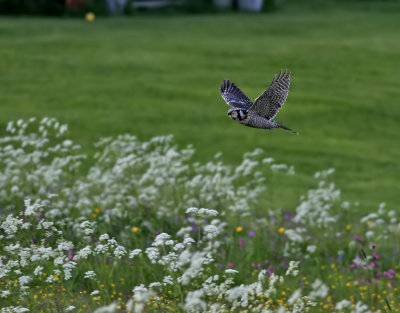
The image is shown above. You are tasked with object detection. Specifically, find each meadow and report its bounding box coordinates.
[0,8,400,209]
[0,5,400,313]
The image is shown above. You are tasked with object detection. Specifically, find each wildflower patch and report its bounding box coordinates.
[0,118,397,312]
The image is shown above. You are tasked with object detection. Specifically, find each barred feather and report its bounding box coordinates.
[250,69,291,120]
[220,80,253,110]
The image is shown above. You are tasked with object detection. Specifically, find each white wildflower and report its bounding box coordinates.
[183,237,195,245]
[99,233,110,241]
[163,275,174,285]
[152,233,171,246]
[309,279,329,299]
[129,249,142,258]
[63,140,73,147]
[360,213,378,223]
[335,299,351,310]
[90,290,100,296]
[132,285,155,313]
[95,244,108,254]
[33,266,44,276]
[1,215,23,235]
[227,285,248,301]
[1,290,11,298]
[75,246,92,260]
[145,247,160,264]
[186,207,198,215]
[286,261,300,277]
[204,224,219,239]
[262,157,274,163]
[54,256,66,266]
[173,243,185,251]
[24,198,41,216]
[184,290,206,312]
[63,262,76,280]
[19,275,32,285]
[5,243,20,252]
[285,229,303,242]
[1,307,29,313]
[93,303,118,313]
[46,275,57,283]
[270,163,288,172]
[352,301,373,313]
[39,221,54,229]
[149,282,162,288]
[341,201,350,209]
[57,241,74,251]
[154,177,164,186]
[225,269,239,274]
[265,274,280,297]
[59,124,68,134]
[314,168,335,178]
[365,231,374,239]
[288,289,302,306]
[114,245,127,258]
[84,271,96,279]
[306,245,317,254]
[198,208,218,217]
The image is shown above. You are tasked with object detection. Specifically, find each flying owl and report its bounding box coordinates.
[220,69,298,134]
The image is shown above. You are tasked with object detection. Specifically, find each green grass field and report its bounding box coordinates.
[0,8,399,210]
[1,7,400,312]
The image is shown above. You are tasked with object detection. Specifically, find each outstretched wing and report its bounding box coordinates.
[250,70,291,120]
[220,80,253,110]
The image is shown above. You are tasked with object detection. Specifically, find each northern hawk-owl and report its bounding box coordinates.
[220,69,298,134]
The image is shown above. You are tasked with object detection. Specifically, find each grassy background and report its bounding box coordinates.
[0,7,399,211]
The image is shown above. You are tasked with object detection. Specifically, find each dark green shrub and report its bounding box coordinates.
[185,0,215,13]
[0,0,65,15]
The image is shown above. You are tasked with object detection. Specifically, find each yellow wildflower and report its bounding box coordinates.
[85,12,95,22]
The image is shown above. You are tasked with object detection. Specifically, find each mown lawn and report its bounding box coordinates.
[0,8,399,210]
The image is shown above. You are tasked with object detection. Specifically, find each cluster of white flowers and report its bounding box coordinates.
[0,117,84,214]
[0,118,387,313]
[186,207,219,217]
[294,180,341,227]
[84,270,97,279]
[356,202,399,243]
[285,261,300,277]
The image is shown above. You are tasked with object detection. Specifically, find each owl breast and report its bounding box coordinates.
[228,109,249,124]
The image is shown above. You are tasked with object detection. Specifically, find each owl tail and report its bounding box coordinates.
[275,122,298,135]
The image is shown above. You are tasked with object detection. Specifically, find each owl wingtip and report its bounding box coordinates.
[221,79,229,91]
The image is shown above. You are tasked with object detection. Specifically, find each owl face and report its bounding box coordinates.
[228,109,248,122]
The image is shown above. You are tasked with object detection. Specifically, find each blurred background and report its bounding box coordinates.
[0,0,399,212]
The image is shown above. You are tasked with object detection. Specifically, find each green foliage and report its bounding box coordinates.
[0,120,398,312]
[0,0,65,15]
[185,0,215,13]
[262,0,285,12]
[0,11,399,210]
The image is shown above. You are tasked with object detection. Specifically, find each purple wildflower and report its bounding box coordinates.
[68,249,73,260]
